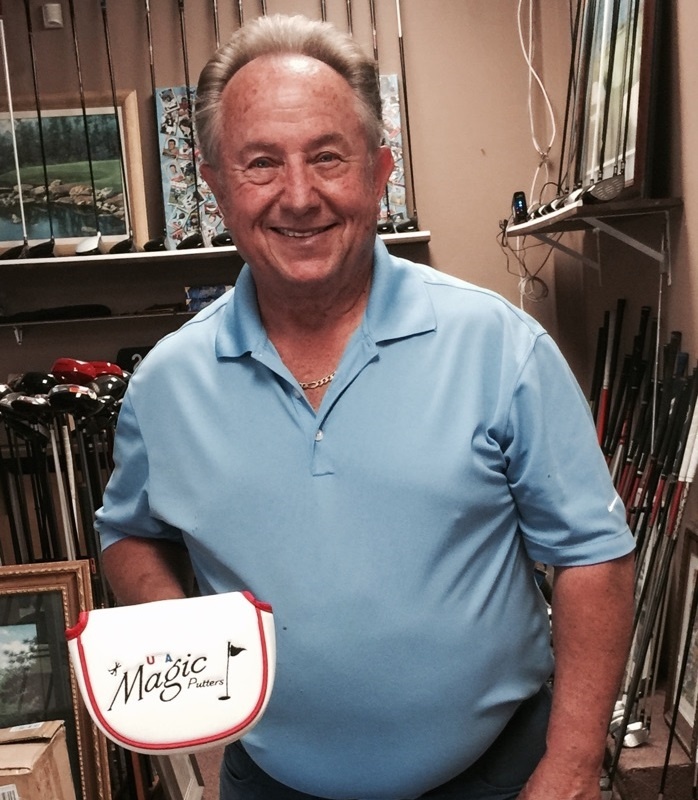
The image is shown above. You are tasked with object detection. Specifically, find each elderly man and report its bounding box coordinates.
[98,14,634,800]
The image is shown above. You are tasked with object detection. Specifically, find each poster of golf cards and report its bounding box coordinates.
[155,76,407,249]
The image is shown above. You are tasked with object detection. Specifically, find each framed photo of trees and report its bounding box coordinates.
[0,560,111,800]
[0,90,147,253]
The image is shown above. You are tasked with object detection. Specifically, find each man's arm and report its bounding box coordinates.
[519,551,635,800]
[102,536,196,605]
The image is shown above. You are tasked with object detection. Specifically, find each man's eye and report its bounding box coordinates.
[250,158,272,169]
[316,152,338,164]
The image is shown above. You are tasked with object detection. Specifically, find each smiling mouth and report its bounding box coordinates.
[273,224,334,238]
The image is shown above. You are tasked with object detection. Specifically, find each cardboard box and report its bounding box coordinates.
[0,721,77,800]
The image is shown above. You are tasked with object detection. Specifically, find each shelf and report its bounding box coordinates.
[506,198,682,276]
[0,230,432,345]
[0,230,431,270]
[1,311,196,345]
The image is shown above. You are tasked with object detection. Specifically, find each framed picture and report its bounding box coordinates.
[561,0,661,199]
[155,85,222,250]
[0,560,112,800]
[152,754,204,800]
[664,525,698,756]
[0,90,147,254]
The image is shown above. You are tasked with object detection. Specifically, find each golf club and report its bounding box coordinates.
[100,0,138,254]
[0,13,29,259]
[22,0,56,257]
[176,0,204,250]
[67,0,102,255]
[142,0,168,251]
[394,0,418,232]
[346,0,353,34]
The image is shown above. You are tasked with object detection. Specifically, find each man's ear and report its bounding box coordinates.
[373,145,395,201]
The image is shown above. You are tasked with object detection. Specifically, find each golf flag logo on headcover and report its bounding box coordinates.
[66,591,275,754]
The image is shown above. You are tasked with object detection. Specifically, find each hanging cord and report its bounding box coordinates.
[517,0,557,205]
[497,220,555,304]
[501,0,559,306]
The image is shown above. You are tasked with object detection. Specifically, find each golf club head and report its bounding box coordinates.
[582,175,625,203]
[176,232,204,250]
[48,383,103,417]
[394,215,419,233]
[144,236,168,251]
[0,242,30,260]
[88,373,128,401]
[110,236,138,255]
[51,358,98,385]
[211,229,234,247]
[27,239,55,258]
[622,721,649,748]
[10,393,52,424]
[13,371,58,396]
[75,232,103,256]
[90,361,124,378]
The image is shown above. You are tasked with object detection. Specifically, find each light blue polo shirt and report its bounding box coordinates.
[96,239,634,799]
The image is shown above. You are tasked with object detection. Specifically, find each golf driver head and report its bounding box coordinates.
[144,236,168,251]
[13,371,58,396]
[110,236,138,255]
[51,358,98,385]
[0,243,30,260]
[211,229,234,247]
[10,393,52,425]
[48,383,103,417]
[75,232,103,256]
[89,361,124,378]
[176,232,204,250]
[27,239,55,258]
[394,215,419,233]
[88,373,128,402]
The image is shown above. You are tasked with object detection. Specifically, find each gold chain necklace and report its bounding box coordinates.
[299,371,336,390]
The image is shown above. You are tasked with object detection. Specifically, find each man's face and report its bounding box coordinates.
[200,54,394,299]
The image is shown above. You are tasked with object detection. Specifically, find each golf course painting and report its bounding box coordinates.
[0,106,128,245]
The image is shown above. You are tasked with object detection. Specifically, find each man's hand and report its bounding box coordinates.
[517,753,603,799]
[518,552,634,800]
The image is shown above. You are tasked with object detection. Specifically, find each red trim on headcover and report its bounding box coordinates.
[242,590,273,614]
[65,610,89,640]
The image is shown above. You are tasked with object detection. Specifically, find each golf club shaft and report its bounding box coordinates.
[23,0,55,243]
[100,0,135,241]
[212,0,220,48]
[67,0,101,234]
[395,0,417,223]
[0,17,28,245]
[177,0,202,234]
[368,0,379,61]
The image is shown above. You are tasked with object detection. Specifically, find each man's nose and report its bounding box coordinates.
[280,161,320,212]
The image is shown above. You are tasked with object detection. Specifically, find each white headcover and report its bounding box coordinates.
[66,591,275,754]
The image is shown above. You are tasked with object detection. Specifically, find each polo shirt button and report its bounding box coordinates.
[293,390,301,399]
[314,430,324,442]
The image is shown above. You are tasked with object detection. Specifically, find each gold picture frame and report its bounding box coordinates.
[0,559,112,800]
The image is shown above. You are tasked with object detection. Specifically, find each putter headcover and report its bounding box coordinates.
[66,591,275,754]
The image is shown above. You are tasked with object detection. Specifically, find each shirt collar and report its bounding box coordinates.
[215,237,436,359]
